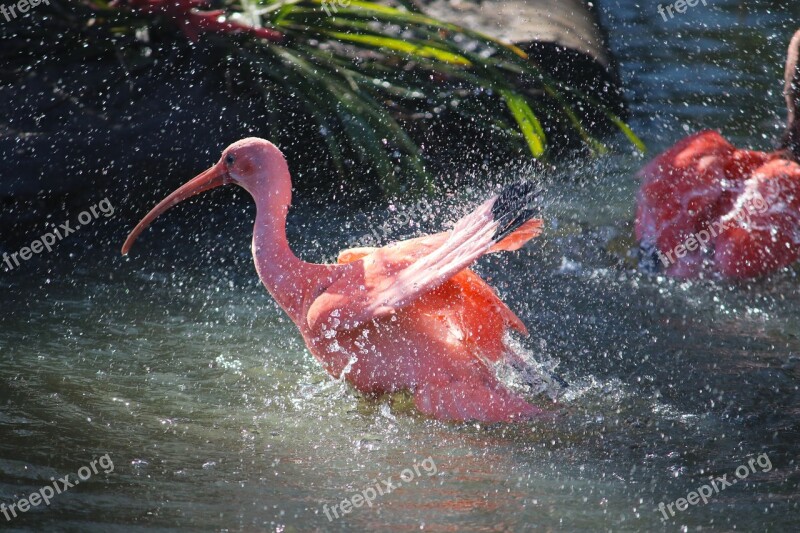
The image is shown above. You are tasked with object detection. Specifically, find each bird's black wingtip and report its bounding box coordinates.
[491,181,543,242]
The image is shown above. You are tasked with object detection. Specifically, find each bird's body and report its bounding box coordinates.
[636,30,800,279]
[123,138,550,423]
[636,131,800,278]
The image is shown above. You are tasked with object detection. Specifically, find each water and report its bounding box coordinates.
[2,1,800,530]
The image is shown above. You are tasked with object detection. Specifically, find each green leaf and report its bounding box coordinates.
[607,114,647,154]
[500,89,546,157]
[325,31,472,66]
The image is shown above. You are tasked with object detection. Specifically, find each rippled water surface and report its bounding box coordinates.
[2,1,800,531]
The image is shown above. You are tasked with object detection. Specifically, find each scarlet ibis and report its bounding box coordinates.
[122,138,553,423]
[636,30,800,279]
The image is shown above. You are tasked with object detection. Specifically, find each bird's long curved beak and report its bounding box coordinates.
[121,161,228,255]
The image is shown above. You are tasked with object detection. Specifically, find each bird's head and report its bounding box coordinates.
[121,137,291,255]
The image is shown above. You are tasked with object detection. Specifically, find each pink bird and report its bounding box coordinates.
[636,30,800,279]
[122,138,554,423]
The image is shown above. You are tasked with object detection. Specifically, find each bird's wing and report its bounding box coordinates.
[336,216,542,265]
[335,239,530,337]
[307,182,542,332]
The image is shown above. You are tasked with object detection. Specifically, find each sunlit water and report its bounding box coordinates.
[2,1,799,531]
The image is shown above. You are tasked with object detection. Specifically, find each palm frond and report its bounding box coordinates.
[7,0,645,196]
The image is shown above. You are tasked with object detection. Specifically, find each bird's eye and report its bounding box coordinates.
[225,154,235,166]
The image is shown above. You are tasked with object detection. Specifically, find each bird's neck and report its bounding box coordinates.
[783,30,800,161]
[785,121,800,162]
[251,196,330,325]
